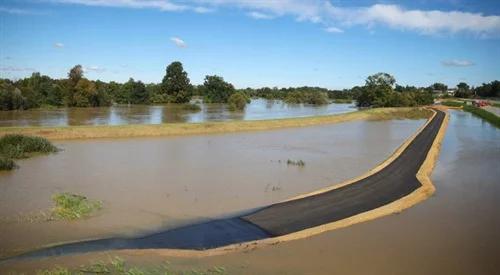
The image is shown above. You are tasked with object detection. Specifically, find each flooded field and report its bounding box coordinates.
[0,118,422,258]
[0,99,355,127]
[137,110,498,275]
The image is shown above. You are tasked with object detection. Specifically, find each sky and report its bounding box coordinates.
[0,0,499,89]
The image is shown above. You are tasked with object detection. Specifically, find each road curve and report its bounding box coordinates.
[2,109,446,261]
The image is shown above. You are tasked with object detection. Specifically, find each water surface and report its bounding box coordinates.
[0,99,355,127]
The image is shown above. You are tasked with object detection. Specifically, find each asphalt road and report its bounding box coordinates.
[243,110,445,235]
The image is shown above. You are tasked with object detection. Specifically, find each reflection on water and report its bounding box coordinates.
[0,99,356,127]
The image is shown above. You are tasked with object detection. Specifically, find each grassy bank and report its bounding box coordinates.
[463,105,500,128]
[51,193,102,220]
[0,108,432,141]
[0,134,59,170]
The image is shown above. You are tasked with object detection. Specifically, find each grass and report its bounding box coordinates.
[287,159,305,167]
[51,193,102,220]
[0,134,59,170]
[0,107,433,140]
[31,257,227,275]
[441,101,465,107]
[463,105,500,128]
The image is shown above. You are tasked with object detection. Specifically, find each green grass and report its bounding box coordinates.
[31,257,227,275]
[287,159,305,167]
[441,101,465,107]
[0,134,59,170]
[51,193,102,220]
[463,105,500,128]
[492,102,500,108]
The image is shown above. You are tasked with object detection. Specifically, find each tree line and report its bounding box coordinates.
[1,62,498,111]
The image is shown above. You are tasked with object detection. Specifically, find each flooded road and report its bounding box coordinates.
[145,110,499,275]
[0,99,355,127]
[0,118,422,258]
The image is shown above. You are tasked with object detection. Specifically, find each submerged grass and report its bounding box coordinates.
[30,257,227,275]
[0,134,59,170]
[287,159,306,167]
[51,193,102,220]
[0,107,433,140]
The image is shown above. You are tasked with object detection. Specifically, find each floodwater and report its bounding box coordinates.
[0,118,423,259]
[140,110,498,275]
[0,99,355,127]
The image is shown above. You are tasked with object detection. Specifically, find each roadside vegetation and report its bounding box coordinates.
[0,134,58,170]
[51,193,102,220]
[441,101,499,128]
[30,257,226,275]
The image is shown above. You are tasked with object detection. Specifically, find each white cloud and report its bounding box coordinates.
[441,59,475,67]
[324,26,343,33]
[83,65,106,73]
[193,6,213,13]
[0,66,36,72]
[0,6,45,15]
[247,11,273,20]
[48,1,500,36]
[170,37,187,48]
[54,42,65,48]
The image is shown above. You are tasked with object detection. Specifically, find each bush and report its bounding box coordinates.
[228,92,250,111]
[284,91,329,105]
[52,193,102,220]
[0,134,59,159]
[0,156,17,170]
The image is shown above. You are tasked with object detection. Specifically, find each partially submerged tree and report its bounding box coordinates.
[161,61,192,103]
[202,75,235,103]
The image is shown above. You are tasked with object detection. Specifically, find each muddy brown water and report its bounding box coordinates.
[0,99,355,127]
[0,119,423,259]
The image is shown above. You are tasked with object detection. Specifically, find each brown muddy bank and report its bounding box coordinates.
[0,119,424,259]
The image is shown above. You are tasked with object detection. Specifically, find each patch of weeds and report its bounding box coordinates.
[36,266,72,275]
[0,156,17,170]
[0,134,59,171]
[287,159,305,167]
[51,193,102,220]
[31,258,227,275]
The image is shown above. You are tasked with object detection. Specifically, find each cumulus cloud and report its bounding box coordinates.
[170,37,187,48]
[247,11,274,20]
[441,59,475,67]
[48,1,500,36]
[54,42,65,48]
[83,65,106,73]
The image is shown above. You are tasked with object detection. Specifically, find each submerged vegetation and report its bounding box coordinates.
[51,193,102,220]
[32,257,226,275]
[228,91,251,111]
[287,159,306,167]
[0,134,58,170]
[463,105,500,128]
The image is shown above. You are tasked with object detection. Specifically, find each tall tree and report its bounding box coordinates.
[365,72,396,88]
[161,61,192,103]
[202,75,235,103]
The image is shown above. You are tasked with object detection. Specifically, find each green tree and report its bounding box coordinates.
[161,61,192,103]
[455,82,472,98]
[228,92,250,111]
[202,75,235,103]
[430,83,448,92]
[365,72,396,88]
[73,78,96,107]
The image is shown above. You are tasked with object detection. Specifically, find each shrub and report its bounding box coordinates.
[287,159,305,166]
[0,134,59,159]
[0,156,17,170]
[52,193,102,220]
[228,92,250,111]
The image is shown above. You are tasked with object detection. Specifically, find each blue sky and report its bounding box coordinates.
[1,0,499,89]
